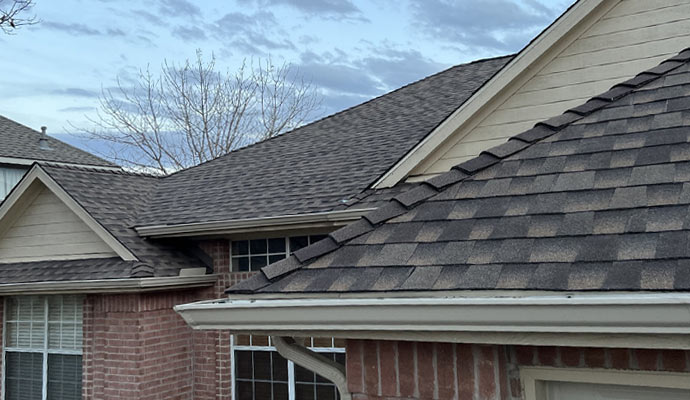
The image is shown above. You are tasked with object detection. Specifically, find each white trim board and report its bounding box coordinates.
[0,165,137,261]
[372,0,618,188]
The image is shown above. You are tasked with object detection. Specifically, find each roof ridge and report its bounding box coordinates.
[163,54,515,179]
[38,162,159,178]
[245,46,690,290]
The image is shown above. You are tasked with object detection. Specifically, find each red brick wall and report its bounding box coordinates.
[80,239,251,400]
[346,340,690,400]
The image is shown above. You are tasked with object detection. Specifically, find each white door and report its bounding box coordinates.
[546,381,690,400]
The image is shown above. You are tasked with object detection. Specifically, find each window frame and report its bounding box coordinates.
[1,295,83,400]
[230,234,327,272]
[520,366,690,400]
[230,335,345,400]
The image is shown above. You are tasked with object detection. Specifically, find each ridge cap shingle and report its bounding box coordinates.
[229,48,690,292]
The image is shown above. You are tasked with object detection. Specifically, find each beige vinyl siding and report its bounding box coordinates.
[0,186,117,262]
[411,0,690,178]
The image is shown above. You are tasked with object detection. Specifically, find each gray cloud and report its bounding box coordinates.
[42,22,102,36]
[355,47,445,90]
[172,25,207,41]
[58,106,97,113]
[159,0,201,17]
[238,0,363,19]
[51,88,100,98]
[213,11,295,54]
[410,0,556,52]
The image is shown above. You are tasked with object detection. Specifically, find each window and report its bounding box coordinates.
[0,166,27,201]
[521,367,690,400]
[231,235,327,272]
[232,336,345,400]
[3,296,83,400]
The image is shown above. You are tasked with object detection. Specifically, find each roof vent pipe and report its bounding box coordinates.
[39,126,52,150]
[271,336,351,400]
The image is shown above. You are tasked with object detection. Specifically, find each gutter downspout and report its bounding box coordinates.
[271,336,351,400]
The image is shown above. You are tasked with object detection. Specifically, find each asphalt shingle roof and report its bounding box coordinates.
[0,116,116,167]
[137,55,513,226]
[230,48,690,295]
[0,165,208,285]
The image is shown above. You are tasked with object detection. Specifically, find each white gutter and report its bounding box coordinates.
[0,156,120,171]
[271,336,351,400]
[135,208,376,238]
[175,294,690,349]
[0,274,217,295]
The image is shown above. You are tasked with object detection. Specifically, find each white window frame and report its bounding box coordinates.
[230,234,327,272]
[521,366,690,400]
[231,335,345,400]
[1,296,83,400]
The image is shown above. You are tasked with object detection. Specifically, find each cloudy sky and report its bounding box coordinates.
[0,0,571,152]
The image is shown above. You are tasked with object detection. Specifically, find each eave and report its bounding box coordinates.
[134,208,376,238]
[0,155,120,170]
[176,293,690,350]
[0,274,218,295]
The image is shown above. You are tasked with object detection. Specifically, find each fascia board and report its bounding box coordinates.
[175,293,690,338]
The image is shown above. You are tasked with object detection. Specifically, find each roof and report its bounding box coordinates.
[136,55,513,227]
[0,115,116,167]
[229,47,690,295]
[0,164,207,285]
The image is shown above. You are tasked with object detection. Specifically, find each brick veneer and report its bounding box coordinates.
[346,340,690,400]
[80,240,253,399]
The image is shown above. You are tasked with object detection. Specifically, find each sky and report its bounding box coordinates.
[0,0,572,155]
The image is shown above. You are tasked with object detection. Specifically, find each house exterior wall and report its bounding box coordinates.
[0,185,117,263]
[411,0,690,179]
[345,339,690,400]
[77,239,244,400]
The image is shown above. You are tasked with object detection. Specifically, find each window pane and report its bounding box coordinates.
[233,257,250,272]
[250,256,267,270]
[296,383,316,400]
[316,385,337,400]
[253,351,272,380]
[250,239,267,254]
[235,351,253,380]
[310,235,327,244]
[236,381,253,400]
[269,254,286,264]
[295,363,315,383]
[273,382,289,400]
[5,352,43,400]
[48,354,83,400]
[272,352,288,381]
[268,238,286,253]
[232,240,249,256]
[289,236,309,253]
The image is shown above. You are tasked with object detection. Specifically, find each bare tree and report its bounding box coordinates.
[80,50,321,174]
[0,0,37,34]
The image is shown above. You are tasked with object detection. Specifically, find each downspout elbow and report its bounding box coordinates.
[271,336,352,400]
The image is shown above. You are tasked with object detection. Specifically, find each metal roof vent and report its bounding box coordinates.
[39,126,52,150]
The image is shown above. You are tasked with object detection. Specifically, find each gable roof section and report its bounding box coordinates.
[0,115,117,167]
[373,0,617,187]
[134,55,513,228]
[0,164,207,285]
[229,47,690,295]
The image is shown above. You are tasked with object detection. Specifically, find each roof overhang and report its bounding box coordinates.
[372,0,617,188]
[0,156,119,170]
[134,208,376,238]
[0,164,138,261]
[176,293,690,350]
[0,274,218,295]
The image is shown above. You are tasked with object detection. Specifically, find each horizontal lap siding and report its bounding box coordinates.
[347,340,690,400]
[412,0,690,178]
[0,187,116,262]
